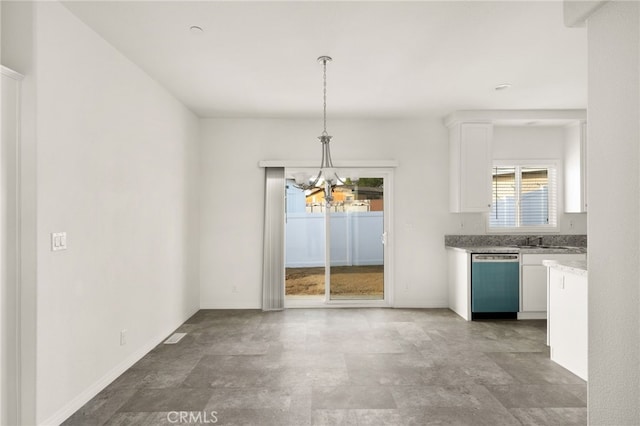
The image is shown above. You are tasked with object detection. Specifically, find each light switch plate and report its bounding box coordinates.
[51,232,67,251]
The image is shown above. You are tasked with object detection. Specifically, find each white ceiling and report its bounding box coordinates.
[62,1,587,119]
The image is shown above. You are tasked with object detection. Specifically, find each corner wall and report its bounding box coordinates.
[5,2,201,423]
[587,1,640,424]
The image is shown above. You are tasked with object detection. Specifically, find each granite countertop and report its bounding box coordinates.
[444,235,587,255]
[542,259,588,276]
[444,234,588,255]
[446,246,587,255]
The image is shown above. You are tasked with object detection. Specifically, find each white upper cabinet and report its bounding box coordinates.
[448,122,493,213]
[564,121,587,213]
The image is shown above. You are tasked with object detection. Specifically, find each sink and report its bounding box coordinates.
[518,245,575,249]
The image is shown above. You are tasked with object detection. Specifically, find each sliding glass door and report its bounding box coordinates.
[285,169,390,305]
[329,177,384,300]
[284,182,326,298]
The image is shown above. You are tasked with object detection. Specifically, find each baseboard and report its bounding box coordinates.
[41,307,199,426]
[472,312,518,320]
[449,307,470,321]
[517,311,547,320]
[393,300,449,309]
[199,304,262,309]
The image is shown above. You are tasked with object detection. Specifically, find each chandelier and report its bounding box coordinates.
[293,56,354,205]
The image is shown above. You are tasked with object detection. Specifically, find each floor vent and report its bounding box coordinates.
[163,332,187,344]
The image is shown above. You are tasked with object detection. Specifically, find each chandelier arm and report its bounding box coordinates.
[321,140,327,168]
[325,140,334,168]
[323,141,344,184]
[292,181,308,191]
[309,169,322,188]
[321,143,327,169]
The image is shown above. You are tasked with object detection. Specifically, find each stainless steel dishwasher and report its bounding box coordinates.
[471,253,520,320]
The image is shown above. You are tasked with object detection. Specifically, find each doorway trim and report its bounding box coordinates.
[1,65,24,426]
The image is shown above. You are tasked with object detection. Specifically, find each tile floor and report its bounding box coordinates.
[63,308,587,425]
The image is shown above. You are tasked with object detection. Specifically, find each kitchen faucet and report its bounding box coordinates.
[526,236,543,246]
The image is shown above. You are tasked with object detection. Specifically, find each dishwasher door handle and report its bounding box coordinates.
[472,254,519,262]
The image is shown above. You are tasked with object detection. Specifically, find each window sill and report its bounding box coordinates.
[487,226,560,234]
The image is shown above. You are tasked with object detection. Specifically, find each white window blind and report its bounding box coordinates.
[490,165,557,229]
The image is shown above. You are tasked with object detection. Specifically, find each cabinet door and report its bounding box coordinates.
[522,264,547,312]
[449,122,493,212]
[459,124,492,212]
[448,250,471,321]
[548,269,563,350]
[549,270,588,380]
[564,121,587,213]
[581,121,588,212]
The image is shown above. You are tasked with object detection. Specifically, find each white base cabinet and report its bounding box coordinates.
[522,265,548,312]
[548,267,588,380]
[518,253,586,319]
[447,249,471,320]
[449,249,587,327]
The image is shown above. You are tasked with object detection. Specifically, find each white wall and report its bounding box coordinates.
[4,2,201,424]
[200,118,453,309]
[493,125,565,160]
[587,2,640,424]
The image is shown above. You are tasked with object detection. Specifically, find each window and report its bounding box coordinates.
[489,163,557,230]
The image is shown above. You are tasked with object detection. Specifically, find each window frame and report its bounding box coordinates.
[487,159,559,234]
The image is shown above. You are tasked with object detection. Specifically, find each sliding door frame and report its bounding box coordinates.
[284,167,394,308]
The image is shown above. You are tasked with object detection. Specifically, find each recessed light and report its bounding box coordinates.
[495,83,512,91]
[189,25,204,34]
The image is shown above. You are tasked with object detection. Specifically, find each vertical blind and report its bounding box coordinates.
[490,165,557,228]
[262,167,285,311]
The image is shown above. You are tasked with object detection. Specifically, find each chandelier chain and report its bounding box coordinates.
[322,58,328,137]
